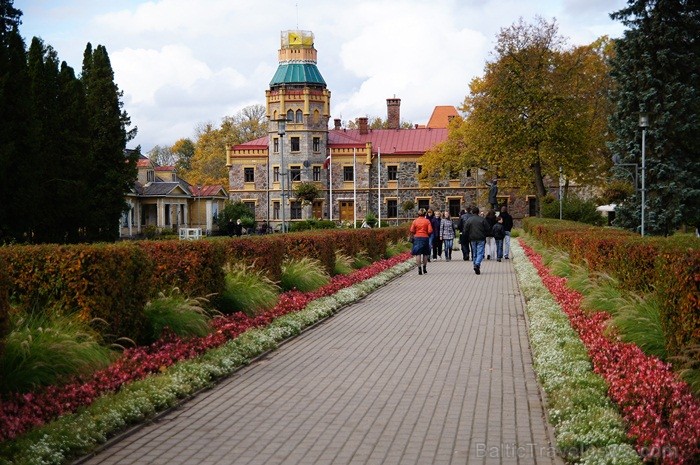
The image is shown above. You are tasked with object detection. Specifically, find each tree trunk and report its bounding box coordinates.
[532,159,547,217]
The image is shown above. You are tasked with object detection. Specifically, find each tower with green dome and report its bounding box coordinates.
[266,30,331,223]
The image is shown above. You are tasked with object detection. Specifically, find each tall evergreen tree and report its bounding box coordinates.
[0,2,33,243]
[56,61,90,242]
[81,43,137,241]
[27,37,64,242]
[608,0,700,235]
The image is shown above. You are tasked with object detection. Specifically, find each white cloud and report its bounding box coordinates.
[17,0,630,150]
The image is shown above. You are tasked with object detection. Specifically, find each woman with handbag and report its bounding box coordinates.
[409,208,433,275]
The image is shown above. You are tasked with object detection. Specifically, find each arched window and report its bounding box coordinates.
[272,110,278,121]
[295,109,303,123]
[313,109,320,124]
[286,109,294,122]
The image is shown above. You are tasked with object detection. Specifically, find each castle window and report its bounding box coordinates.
[273,166,279,182]
[147,170,155,182]
[273,137,279,153]
[343,166,354,182]
[313,166,321,181]
[295,109,303,123]
[290,201,302,219]
[244,167,254,183]
[290,165,301,182]
[387,199,398,218]
[286,109,293,121]
[313,137,320,152]
[291,137,300,152]
[387,165,398,181]
[313,109,320,124]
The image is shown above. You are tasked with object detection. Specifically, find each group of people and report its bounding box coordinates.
[409,203,513,276]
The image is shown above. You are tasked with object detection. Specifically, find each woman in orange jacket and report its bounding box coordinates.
[410,208,433,275]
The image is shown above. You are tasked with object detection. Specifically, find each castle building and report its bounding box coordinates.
[226,30,528,228]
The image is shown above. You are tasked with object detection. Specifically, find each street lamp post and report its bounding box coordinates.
[274,118,288,232]
[639,112,649,237]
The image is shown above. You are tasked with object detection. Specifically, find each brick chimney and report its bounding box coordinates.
[358,117,369,135]
[387,97,401,129]
[334,118,341,130]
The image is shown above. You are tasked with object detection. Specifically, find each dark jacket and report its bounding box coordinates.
[429,215,441,239]
[500,211,514,232]
[492,222,505,240]
[463,215,490,242]
[485,214,497,237]
[457,212,472,243]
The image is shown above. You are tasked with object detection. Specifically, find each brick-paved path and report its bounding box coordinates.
[79,256,562,465]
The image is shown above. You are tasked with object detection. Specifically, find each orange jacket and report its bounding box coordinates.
[410,217,433,238]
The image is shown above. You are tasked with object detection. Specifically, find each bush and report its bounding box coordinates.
[288,219,336,232]
[541,195,605,226]
[0,310,114,394]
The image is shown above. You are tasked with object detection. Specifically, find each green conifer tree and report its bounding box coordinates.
[0,2,34,242]
[81,43,138,241]
[608,0,700,235]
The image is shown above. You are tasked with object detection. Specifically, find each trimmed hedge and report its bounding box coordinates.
[0,227,407,345]
[523,218,700,356]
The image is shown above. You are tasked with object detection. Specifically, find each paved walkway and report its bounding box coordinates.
[79,255,562,465]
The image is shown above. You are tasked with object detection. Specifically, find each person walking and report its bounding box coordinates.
[431,210,443,260]
[462,206,489,275]
[426,209,436,262]
[234,218,243,236]
[440,210,456,261]
[484,209,497,260]
[410,208,433,275]
[457,207,473,261]
[499,205,514,259]
[492,215,505,261]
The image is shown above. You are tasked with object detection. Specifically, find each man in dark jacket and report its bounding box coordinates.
[457,208,472,261]
[499,205,514,259]
[462,207,490,274]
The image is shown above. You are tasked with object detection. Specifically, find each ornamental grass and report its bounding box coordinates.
[218,262,280,316]
[333,250,354,275]
[0,311,114,395]
[280,257,330,292]
[142,288,215,343]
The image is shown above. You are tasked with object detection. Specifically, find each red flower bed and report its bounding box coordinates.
[0,253,410,443]
[521,241,700,465]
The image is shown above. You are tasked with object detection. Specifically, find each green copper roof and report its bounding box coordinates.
[270,63,326,86]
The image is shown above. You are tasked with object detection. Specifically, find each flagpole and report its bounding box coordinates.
[353,147,357,228]
[378,146,381,228]
[328,150,332,222]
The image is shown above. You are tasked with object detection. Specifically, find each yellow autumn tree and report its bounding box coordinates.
[421,17,613,213]
[183,104,267,185]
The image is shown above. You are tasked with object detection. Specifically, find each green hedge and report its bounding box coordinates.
[0,227,408,344]
[523,218,700,356]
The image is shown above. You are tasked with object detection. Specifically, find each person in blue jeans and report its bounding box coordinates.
[462,206,490,274]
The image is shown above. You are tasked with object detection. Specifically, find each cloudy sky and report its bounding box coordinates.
[17,0,627,152]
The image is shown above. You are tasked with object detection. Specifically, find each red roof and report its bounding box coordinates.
[234,128,447,154]
[329,128,448,154]
[427,106,459,129]
[190,185,226,196]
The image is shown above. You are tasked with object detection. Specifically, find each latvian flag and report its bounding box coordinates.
[323,153,331,169]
